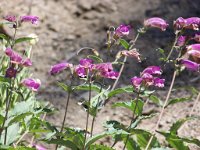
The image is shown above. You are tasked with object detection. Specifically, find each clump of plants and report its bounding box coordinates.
[0,15,200,150]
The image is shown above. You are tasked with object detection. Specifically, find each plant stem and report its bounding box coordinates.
[83,80,92,149]
[145,70,177,150]
[112,33,140,90]
[2,79,13,145]
[122,90,140,150]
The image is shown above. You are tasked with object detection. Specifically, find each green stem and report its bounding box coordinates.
[83,79,92,149]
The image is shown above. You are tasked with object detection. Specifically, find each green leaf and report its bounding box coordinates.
[119,39,130,49]
[181,137,200,147]
[87,55,103,63]
[113,99,144,116]
[44,139,78,150]
[170,117,195,134]
[14,37,34,44]
[131,129,160,148]
[90,144,115,150]
[0,33,9,41]
[108,86,134,99]
[73,84,101,93]
[0,76,10,85]
[1,146,35,150]
[57,82,72,92]
[149,95,163,107]
[166,97,191,107]
[124,137,141,150]
[8,112,32,126]
[151,148,171,150]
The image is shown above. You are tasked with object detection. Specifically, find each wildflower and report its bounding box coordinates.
[194,33,200,42]
[79,58,93,68]
[131,77,143,89]
[5,48,22,64]
[32,144,47,150]
[144,17,168,31]
[174,17,200,30]
[121,49,141,62]
[21,58,32,67]
[5,67,17,78]
[187,50,200,58]
[20,15,39,25]
[154,78,165,88]
[4,15,16,22]
[187,44,200,63]
[115,25,131,37]
[131,66,165,89]
[177,36,187,46]
[181,59,199,71]
[75,65,87,78]
[142,66,162,75]
[21,78,41,91]
[187,44,200,51]
[50,62,71,75]
[101,71,119,79]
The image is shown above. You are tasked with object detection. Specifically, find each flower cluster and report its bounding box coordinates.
[131,66,165,89]
[50,58,119,80]
[174,17,200,30]
[4,15,39,25]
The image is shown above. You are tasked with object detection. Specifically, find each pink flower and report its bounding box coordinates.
[131,77,143,89]
[187,44,200,63]
[142,66,162,75]
[20,15,39,25]
[194,33,200,42]
[95,63,113,73]
[121,49,141,62]
[187,50,200,58]
[181,59,199,71]
[33,144,47,150]
[5,67,17,78]
[174,17,200,30]
[115,25,131,37]
[154,78,165,88]
[101,71,119,79]
[177,36,187,46]
[5,48,23,64]
[21,78,41,91]
[4,15,16,22]
[50,62,71,75]
[21,58,32,67]
[187,44,200,51]
[75,65,87,78]
[144,17,168,31]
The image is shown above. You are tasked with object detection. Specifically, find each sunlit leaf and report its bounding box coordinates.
[120,39,130,49]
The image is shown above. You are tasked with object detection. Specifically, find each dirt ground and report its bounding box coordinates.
[0,0,200,149]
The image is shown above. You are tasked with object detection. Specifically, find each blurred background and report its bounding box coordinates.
[0,0,200,149]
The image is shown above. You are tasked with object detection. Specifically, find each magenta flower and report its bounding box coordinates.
[194,33,200,42]
[95,63,113,73]
[121,49,141,62]
[50,62,71,75]
[75,65,87,78]
[33,144,47,150]
[21,58,32,67]
[5,67,17,78]
[101,71,119,79]
[5,48,22,64]
[181,59,199,71]
[144,17,168,31]
[4,15,16,22]
[142,66,162,75]
[174,17,200,30]
[177,36,187,46]
[187,44,200,62]
[20,15,39,25]
[79,58,93,68]
[115,25,131,37]
[131,77,143,89]
[21,78,41,91]
[187,50,200,58]
[154,78,165,88]
[187,44,200,51]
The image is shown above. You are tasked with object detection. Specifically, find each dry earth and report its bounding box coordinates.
[0,0,200,149]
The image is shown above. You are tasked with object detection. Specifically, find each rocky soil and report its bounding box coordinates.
[0,0,200,149]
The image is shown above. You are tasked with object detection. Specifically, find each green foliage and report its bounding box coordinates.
[119,39,130,49]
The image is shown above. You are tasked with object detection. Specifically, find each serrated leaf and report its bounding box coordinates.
[166,97,191,107]
[170,117,195,134]
[14,37,34,44]
[113,99,144,116]
[149,95,163,107]
[57,82,72,92]
[120,39,130,49]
